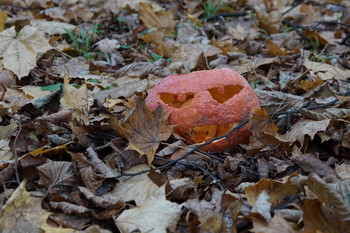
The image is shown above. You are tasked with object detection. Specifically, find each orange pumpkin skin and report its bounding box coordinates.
[145,68,261,151]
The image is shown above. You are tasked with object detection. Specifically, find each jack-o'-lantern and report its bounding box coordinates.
[145,68,261,151]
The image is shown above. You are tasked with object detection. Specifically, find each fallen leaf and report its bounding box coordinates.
[49,201,90,216]
[281,119,331,146]
[107,164,163,206]
[62,74,89,111]
[0,26,52,78]
[249,109,279,135]
[250,213,297,233]
[94,38,120,53]
[0,181,51,232]
[0,139,12,168]
[254,89,305,114]
[30,19,76,35]
[0,11,7,32]
[244,179,298,207]
[115,179,182,233]
[303,59,350,80]
[292,153,337,178]
[265,39,289,56]
[250,191,272,221]
[255,6,282,34]
[38,161,79,189]
[111,96,173,164]
[139,2,176,37]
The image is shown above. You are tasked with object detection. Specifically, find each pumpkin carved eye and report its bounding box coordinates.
[208,85,243,103]
[158,93,194,108]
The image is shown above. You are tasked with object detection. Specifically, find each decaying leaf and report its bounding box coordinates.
[281,119,331,146]
[291,174,350,233]
[111,96,173,164]
[115,180,182,233]
[38,161,79,189]
[107,164,163,206]
[0,26,52,78]
[139,2,176,37]
[244,178,298,207]
[0,11,7,32]
[0,181,51,232]
[304,59,350,80]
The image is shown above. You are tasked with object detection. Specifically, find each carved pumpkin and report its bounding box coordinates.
[145,68,261,151]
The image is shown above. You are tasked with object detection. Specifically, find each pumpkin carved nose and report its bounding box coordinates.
[146,68,260,151]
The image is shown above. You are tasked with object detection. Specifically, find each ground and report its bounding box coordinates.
[0,0,349,232]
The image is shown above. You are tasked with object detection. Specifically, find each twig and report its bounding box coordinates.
[273,89,350,117]
[206,12,248,21]
[268,144,293,166]
[12,116,22,185]
[115,118,249,178]
[157,157,224,190]
[282,0,304,16]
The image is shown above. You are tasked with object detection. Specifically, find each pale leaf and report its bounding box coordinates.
[0,181,51,232]
[0,26,52,78]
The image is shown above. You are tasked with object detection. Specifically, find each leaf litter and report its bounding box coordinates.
[0,0,350,232]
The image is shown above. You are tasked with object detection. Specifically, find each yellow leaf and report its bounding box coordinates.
[0,181,51,232]
[0,11,8,32]
[139,2,176,37]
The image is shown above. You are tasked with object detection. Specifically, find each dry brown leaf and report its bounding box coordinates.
[107,164,163,206]
[0,139,12,168]
[291,173,350,233]
[139,2,176,37]
[281,119,331,146]
[0,181,51,232]
[0,26,52,78]
[249,109,279,135]
[111,96,173,164]
[250,213,297,233]
[86,147,115,178]
[244,179,298,207]
[62,74,89,111]
[71,152,105,191]
[0,119,17,139]
[115,190,182,233]
[303,59,350,80]
[335,161,350,181]
[255,7,282,34]
[254,89,305,114]
[292,153,337,178]
[103,0,150,12]
[37,161,79,189]
[0,11,7,32]
[49,201,90,216]
[30,20,76,35]
[78,186,124,209]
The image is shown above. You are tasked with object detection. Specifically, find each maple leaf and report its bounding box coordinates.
[139,2,176,37]
[107,164,164,206]
[0,26,52,78]
[111,96,173,164]
[303,59,350,80]
[0,181,51,232]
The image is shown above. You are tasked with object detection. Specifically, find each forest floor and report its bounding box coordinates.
[0,0,350,232]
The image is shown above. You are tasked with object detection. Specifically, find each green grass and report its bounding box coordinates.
[202,0,223,18]
[64,24,110,61]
